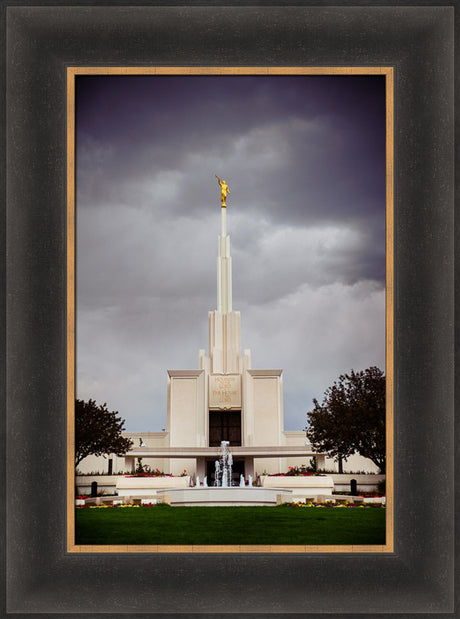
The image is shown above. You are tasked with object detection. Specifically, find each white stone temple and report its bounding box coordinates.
[160,188,313,483]
[78,185,378,481]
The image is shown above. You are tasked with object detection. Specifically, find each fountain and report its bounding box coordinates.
[118,438,332,505]
[214,440,233,487]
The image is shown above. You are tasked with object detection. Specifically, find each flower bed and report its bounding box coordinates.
[77,502,165,509]
[268,465,319,477]
[333,491,384,498]
[284,500,385,508]
[127,467,188,478]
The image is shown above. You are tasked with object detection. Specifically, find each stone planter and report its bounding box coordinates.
[116,475,190,496]
[260,475,334,496]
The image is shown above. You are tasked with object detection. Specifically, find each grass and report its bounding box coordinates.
[75,504,386,546]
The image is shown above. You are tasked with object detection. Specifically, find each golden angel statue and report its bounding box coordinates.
[214,174,230,206]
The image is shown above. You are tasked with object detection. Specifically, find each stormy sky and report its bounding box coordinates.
[76,74,386,432]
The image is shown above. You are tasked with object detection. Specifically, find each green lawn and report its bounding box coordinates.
[75,505,386,546]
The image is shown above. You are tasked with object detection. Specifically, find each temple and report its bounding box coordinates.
[78,183,378,481]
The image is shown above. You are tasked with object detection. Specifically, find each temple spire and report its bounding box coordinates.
[214,175,232,313]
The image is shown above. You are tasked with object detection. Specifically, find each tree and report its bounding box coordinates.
[306,367,386,473]
[75,399,134,467]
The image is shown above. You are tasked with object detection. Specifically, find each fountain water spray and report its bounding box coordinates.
[214,440,233,487]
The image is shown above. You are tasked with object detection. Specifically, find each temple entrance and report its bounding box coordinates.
[206,458,245,487]
[208,410,241,446]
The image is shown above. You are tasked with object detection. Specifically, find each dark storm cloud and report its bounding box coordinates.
[76,74,386,431]
[76,75,385,222]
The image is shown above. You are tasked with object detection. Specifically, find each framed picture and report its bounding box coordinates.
[4,3,455,614]
[68,67,392,553]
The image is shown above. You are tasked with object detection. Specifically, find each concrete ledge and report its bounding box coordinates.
[75,488,292,507]
[165,487,293,506]
[330,474,385,483]
[331,474,385,492]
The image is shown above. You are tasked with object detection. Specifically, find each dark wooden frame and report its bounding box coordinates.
[3,3,455,614]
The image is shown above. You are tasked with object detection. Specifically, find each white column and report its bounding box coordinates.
[221,205,227,237]
[217,207,232,314]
